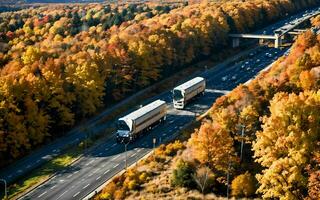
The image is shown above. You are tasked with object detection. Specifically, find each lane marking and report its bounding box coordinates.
[38,191,47,198]
[93,168,100,173]
[67,174,72,178]
[83,183,90,189]
[73,171,79,175]
[112,155,120,160]
[113,163,120,169]
[96,176,101,180]
[73,191,80,197]
[57,189,68,199]
[85,160,94,166]
[130,153,137,158]
[104,170,110,174]
[137,149,142,153]
[50,185,57,190]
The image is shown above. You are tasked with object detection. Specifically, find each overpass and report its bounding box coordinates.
[229,8,320,48]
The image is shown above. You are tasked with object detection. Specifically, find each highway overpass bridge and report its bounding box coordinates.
[229,8,320,48]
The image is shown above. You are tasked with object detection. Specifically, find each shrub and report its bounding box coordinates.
[99,192,112,200]
[113,188,126,200]
[127,179,139,190]
[231,172,257,198]
[100,181,117,199]
[165,140,185,156]
[139,172,149,183]
[171,159,196,188]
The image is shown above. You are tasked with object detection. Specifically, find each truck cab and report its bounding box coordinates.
[116,119,132,142]
[173,89,185,109]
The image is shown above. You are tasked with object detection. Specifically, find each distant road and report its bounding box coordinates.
[0,5,313,192]
[20,44,288,200]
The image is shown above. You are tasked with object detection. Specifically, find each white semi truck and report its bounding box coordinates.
[116,100,167,143]
[172,77,206,109]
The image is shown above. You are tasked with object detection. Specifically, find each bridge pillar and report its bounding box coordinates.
[274,34,282,48]
[259,38,264,45]
[232,38,240,48]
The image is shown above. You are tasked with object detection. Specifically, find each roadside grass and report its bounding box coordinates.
[7,147,81,199]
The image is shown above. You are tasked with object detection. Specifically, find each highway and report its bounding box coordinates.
[20,45,288,200]
[0,6,316,187]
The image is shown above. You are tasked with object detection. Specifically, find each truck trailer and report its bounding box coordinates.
[172,77,206,109]
[116,100,167,143]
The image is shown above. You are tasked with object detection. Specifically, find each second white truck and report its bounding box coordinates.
[116,100,167,143]
[172,77,206,109]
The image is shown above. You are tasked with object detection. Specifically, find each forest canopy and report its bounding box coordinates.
[0,0,319,166]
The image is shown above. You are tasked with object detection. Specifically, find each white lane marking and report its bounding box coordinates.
[83,183,90,189]
[93,168,100,173]
[113,163,120,169]
[137,149,142,153]
[169,120,174,124]
[112,155,120,160]
[96,176,101,180]
[73,191,80,197]
[38,191,47,198]
[73,171,79,174]
[59,179,64,183]
[111,143,117,147]
[81,178,85,182]
[104,170,110,174]
[57,190,68,199]
[50,185,57,190]
[67,174,72,178]
[85,160,94,166]
[130,152,137,158]
[174,126,178,129]
[88,173,94,177]
[163,133,167,136]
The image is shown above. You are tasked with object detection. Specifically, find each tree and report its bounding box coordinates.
[253,91,320,200]
[192,166,215,198]
[171,159,195,188]
[187,121,236,172]
[231,172,257,198]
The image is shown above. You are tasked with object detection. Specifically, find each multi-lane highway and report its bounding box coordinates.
[0,6,316,187]
[20,46,287,200]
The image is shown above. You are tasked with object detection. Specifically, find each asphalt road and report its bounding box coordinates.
[0,6,316,186]
[19,44,288,200]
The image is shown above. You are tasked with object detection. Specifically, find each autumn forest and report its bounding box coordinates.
[0,0,319,172]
